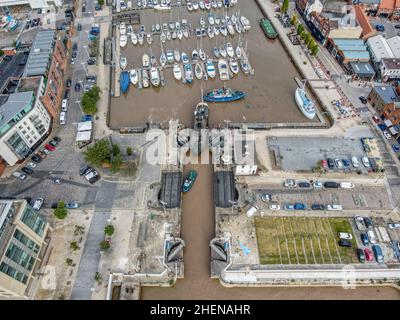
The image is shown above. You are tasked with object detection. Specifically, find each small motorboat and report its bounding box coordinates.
[182,19,188,27]
[295,86,316,120]
[174,48,181,62]
[150,67,160,87]
[169,21,175,30]
[217,59,229,81]
[120,34,128,48]
[215,16,221,25]
[235,45,242,58]
[138,33,144,45]
[184,63,193,84]
[130,69,138,85]
[235,22,242,34]
[195,28,202,38]
[201,28,207,37]
[206,59,216,78]
[240,58,250,74]
[200,16,206,27]
[177,29,183,40]
[220,25,228,36]
[192,49,199,61]
[199,48,206,61]
[155,24,161,32]
[140,24,145,33]
[208,13,215,25]
[166,31,171,41]
[166,49,174,64]
[151,55,157,66]
[173,63,182,80]
[205,0,211,10]
[183,28,189,39]
[227,22,235,35]
[127,25,133,35]
[229,58,239,74]
[146,33,153,45]
[240,16,251,31]
[142,69,150,88]
[211,0,217,9]
[181,52,189,63]
[151,25,156,33]
[231,14,237,24]
[160,52,167,67]
[182,170,198,192]
[187,1,193,11]
[120,71,130,94]
[120,55,128,69]
[219,46,227,58]
[142,53,150,67]
[172,30,177,40]
[195,62,203,80]
[217,0,223,8]
[208,26,214,38]
[175,21,181,30]
[214,26,220,36]
[193,1,199,10]
[213,46,220,58]
[199,1,205,10]
[204,87,246,103]
[162,23,168,31]
[160,32,166,43]
[120,22,126,35]
[131,33,138,45]
[226,42,234,57]
[194,102,209,130]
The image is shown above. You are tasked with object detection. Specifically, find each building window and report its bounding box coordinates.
[0,262,28,284]
[7,132,30,158]
[13,229,40,253]
[5,243,35,271]
[20,206,46,237]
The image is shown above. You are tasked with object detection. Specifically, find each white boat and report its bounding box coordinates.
[231,14,237,24]
[173,63,182,80]
[169,22,175,30]
[211,0,217,8]
[187,1,193,11]
[208,27,214,38]
[218,59,229,81]
[160,32,166,43]
[229,58,239,74]
[200,16,206,27]
[205,0,211,10]
[150,67,160,87]
[192,49,199,61]
[213,47,220,58]
[150,55,157,66]
[183,28,189,38]
[142,53,150,67]
[155,24,161,32]
[215,16,221,25]
[131,33,138,45]
[208,13,215,25]
[214,26,220,36]
[199,48,206,61]
[240,57,250,74]
[220,26,228,36]
[120,22,126,35]
[142,69,150,88]
[176,21,181,29]
[138,33,144,45]
[199,1,205,10]
[182,19,188,27]
[227,22,235,35]
[166,49,174,64]
[181,52,189,63]
[130,69,138,85]
[160,52,167,67]
[184,63,193,84]
[295,86,316,120]
[146,33,153,45]
[127,25,133,35]
[217,0,222,8]
[177,29,183,40]
[162,23,168,31]
[219,46,227,58]
[235,22,242,34]
[120,34,128,47]
[174,48,180,62]
[240,16,251,31]
[166,31,171,41]
[193,2,199,10]
[120,56,128,69]
[172,30,177,40]
[226,42,234,57]
[235,45,242,58]
[206,59,216,78]
[195,62,203,79]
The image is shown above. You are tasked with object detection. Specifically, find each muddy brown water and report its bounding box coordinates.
[141,162,400,300]
[110,1,318,128]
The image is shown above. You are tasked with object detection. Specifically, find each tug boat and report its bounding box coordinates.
[204,87,246,102]
[295,86,316,120]
[182,170,198,192]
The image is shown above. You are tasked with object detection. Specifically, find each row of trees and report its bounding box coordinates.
[292,16,319,56]
[82,86,101,115]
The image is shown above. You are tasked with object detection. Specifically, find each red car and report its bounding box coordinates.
[372,115,380,124]
[321,159,328,169]
[364,248,373,262]
[45,144,56,151]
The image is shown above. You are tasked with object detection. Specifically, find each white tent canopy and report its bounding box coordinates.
[76,131,91,142]
[77,121,93,132]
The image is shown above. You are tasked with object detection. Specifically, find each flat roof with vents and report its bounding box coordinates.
[24,30,55,77]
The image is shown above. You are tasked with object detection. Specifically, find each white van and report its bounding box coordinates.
[327,204,343,211]
[367,230,376,244]
[62,99,68,112]
[60,111,66,125]
[340,182,354,189]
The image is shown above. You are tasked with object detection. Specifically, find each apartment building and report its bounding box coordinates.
[0,90,51,166]
[0,0,62,9]
[0,199,51,298]
[380,58,400,81]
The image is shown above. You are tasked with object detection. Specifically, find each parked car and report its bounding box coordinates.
[313,181,323,189]
[283,204,295,210]
[357,248,365,263]
[87,57,96,65]
[31,155,42,163]
[294,203,306,210]
[388,223,400,229]
[340,182,354,189]
[334,159,343,169]
[372,115,380,123]
[321,160,328,170]
[324,181,339,188]
[53,136,62,143]
[298,181,311,188]
[27,162,37,169]
[66,79,72,87]
[338,232,353,240]
[261,193,271,202]
[395,24,400,29]
[311,204,325,210]
[339,239,352,247]
[75,82,81,92]
[21,167,33,175]
[66,202,79,209]
[342,159,351,167]
[51,203,58,209]
[269,203,280,211]
[364,248,373,261]
[40,148,50,155]
[360,233,370,246]
[327,158,335,169]
[80,165,91,176]
[361,156,370,168]
[327,204,343,211]
[37,151,47,159]
[359,96,367,104]
[12,171,27,180]
[383,130,392,140]
[364,217,373,228]
[49,139,58,147]
[392,144,400,153]
[367,230,377,244]
[351,156,359,168]
[372,244,384,263]
[45,144,56,151]
[32,198,44,210]
[283,179,297,188]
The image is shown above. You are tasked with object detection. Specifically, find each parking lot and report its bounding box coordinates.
[268,136,375,172]
[255,217,358,265]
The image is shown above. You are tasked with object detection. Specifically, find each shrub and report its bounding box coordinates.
[54,201,68,219]
[84,139,111,166]
[66,258,73,266]
[100,240,110,250]
[104,224,115,236]
[112,144,120,156]
[110,153,122,173]
[126,147,133,156]
[70,241,80,251]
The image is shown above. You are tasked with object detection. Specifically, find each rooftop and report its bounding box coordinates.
[332,38,371,60]
[354,5,375,38]
[379,0,396,9]
[367,35,395,62]
[387,36,400,59]
[24,30,56,77]
[350,61,376,76]
[0,91,34,129]
[373,85,399,104]
[351,0,381,4]
[381,58,400,70]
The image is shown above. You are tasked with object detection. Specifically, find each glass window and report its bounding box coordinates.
[0,262,28,284]
[5,243,34,271]
[20,206,46,237]
[13,229,40,253]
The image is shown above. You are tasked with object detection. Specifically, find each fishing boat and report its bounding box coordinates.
[187,1,193,11]
[131,33,138,45]
[142,53,150,67]
[227,21,235,35]
[226,43,234,57]
[127,25,133,35]
[146,33,153,45]
[235,45,242,58]
[173,63,182,80]
[208,26,214,38]
[213,47,220,58]
[229,58,239,74]
[174,48,180,62]
[208,13,215,25]
[193,1,199,10]
[195,62,203,80]
[166,31,171,41]
[160,32,166,43]
[138,33,144,45]
[120,55,128,69]
[219,46,227,58]
[181,52,189,63]
[120,34,128,47]
[194,102,209,130]
[200,16,206,27]
[142,69,150,88]
[206,59,216,78]
[240,58,250,74]
[166,49,174,64]
[240,16,251,31]
[204,87,246,102]
[199,1,205,10]
[217,59,229,81]
[160,52,167,67]
[130,69,138,85]
[184,63,193,84]
[199,48,206,61]
[177,29,183,40]
[182,170,197,192]
[120,71,130,93]
[220,25,228,36]
[295,86,316,120]
[150,67,160,86]
[192,49,199,61]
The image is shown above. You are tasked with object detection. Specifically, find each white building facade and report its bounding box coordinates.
[0,91,51,166]
[0,0,62,9]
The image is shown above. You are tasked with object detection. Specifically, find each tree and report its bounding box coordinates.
[98,0,104,5]
[70,241,80,251]
[84,139,111,166]
[281,0,289,13]
[104,224,115,236]
[304,32,311,46]
[81,86,101,115]
[290,14,298,26]
[126,147,133,156]
[300,30,307,40]
[112,144,120,157]
[308,38,315,50]
[54,201,68,219]
[311,43,319,56]
[0,50,4,57]
[110,153,122,173]
[297,24,304,35]
[100,240,110,250]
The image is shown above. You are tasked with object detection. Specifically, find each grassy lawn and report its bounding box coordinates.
[255,217,358,265]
